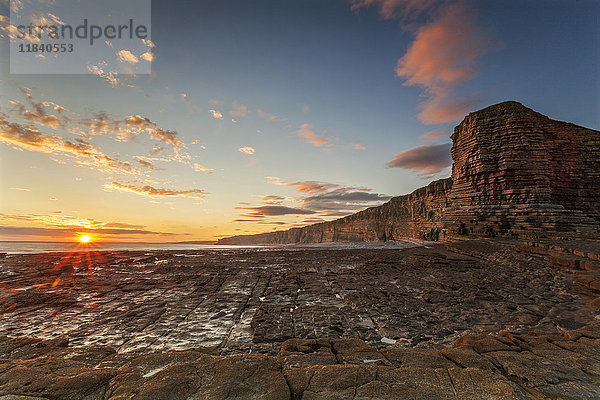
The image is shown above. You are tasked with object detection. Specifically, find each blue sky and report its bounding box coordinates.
[0,0,598,241]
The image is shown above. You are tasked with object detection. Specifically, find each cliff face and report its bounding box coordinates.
[220,178,452,245]
[444,101,600,237]
[219,102,600,244]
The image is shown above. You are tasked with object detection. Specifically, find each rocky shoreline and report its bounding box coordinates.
[219,102,600,246]
[0,239,598,399]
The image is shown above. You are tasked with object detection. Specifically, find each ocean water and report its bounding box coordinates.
[0,242,264,254]
[0,240,426,254]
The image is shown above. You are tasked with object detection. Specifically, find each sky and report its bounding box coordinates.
[0,0,598,242]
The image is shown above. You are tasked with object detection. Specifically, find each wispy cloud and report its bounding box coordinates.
[209,109,223,120]
[117,50,139,64]
[238,146,255,155]
[421,130,447,139]
[349,0,441,21]
[0,212,180,238]
[104,182,206,200]
[271,178,391,211]
[135,158,157,170]
[0,225,179,238]
[267,178,340,194]
[395,2,488,124]
[257,109,286,122]
[192,163,215,174]
[386,143,451,175]
[0,117,134,174]
[180,93,191,104]
[302,189,391,211]
[235,205,316,217]
[140,52,154,62]
[88,63,120,87]
[297,123,330,148]
[350,1,487,124]
[234,177,391,226]
[229,100,248,118]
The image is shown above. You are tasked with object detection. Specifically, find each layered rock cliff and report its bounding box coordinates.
[219,102,599,244]
[444,101,600,238]
[220,178,451,245]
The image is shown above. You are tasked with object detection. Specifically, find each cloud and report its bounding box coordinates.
[238,146,255,155]
[257,109,286,122]
[264,177,391,212]
[79,113,183,147]
[0,212,174,236]
[275,180,340,194]
[235,205,316,217]
[135,158,157,170]
[180,93,191,104]
[9,97,64,129]
[209,99,224,107]
[124,114,153,128]
[192,163,215,174]
[117,50,139,64]
[9,187,31,192]
[103,222,145,229]
[229,100,248,118]
[142,39,155,48]
[0,225,178,237]
[386,143,451,175]
[302,189,391,211]
[151,128,182,147]
[87,64,120,87]
[140,52,154,62]
[297,123,330,147]
[349,0,441,20]
[354,143,366,150]
[209,109,223,120]
[104,182,206,200]
[260,195,286,203]
[395,2,488,124]
[0,117,134,173]
[421,130,447,139]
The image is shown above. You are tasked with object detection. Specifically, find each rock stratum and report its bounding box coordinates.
[219,101,600,245]
[1,239,600,399]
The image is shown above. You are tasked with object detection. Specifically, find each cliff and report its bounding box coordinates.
[220,178,451,245]
[219,102,600,244]
[444,101,600,238]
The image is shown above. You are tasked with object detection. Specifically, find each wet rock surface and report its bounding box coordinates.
[0,239,599,398]
[0,323,598,399]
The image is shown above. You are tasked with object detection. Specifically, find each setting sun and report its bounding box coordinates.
[78,235,92,243]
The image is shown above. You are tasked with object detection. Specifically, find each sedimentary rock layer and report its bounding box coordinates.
[220,178,451,245]
[444,101,600,237]
[219,101,599,244]
[0,239,599,399]
[1,323,600,399]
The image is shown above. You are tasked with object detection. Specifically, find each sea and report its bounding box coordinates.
[0,240,426,254]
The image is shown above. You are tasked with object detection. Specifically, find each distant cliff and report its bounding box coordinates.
[219,178,451,245]
[219,102,600,245]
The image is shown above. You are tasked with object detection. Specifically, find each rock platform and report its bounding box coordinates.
[0,239,598,398]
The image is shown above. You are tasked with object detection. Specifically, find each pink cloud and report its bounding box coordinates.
[349,0,440,20]
[395,2,488,124]
[386,143,451,176]
[297,123,329,147]
[421,130,447,139]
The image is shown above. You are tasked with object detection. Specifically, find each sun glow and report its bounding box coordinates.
[78,234,92,243]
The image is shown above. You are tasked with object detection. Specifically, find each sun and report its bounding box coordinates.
[78,234,92,243]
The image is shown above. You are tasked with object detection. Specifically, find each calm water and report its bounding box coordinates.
[0,240,425,254]
[0,242,264,254]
